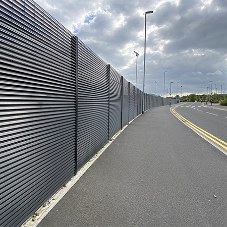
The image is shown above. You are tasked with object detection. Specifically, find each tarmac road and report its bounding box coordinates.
[174,102,227,143]
[38,105,227,227]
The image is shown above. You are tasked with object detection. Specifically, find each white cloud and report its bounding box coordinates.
[192,71,203,75]
[207,70,223,75]
[34,0,227,95]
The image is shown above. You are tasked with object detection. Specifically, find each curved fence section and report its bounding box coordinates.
[0,0,177,226]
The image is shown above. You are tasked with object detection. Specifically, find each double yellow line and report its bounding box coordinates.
[172,108,227,151]
[218,108,227,112]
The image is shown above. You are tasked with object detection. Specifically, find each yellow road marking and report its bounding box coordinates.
[206,106,227,111]
[218,108,227,111]
[171,108,227,151]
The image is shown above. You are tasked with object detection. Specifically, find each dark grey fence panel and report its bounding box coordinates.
[151,95,154,108]
[154,95,158,107]
[109,66,122,139]
[145,93,148,111]
[148,95,151,109]
[122,77,129,127]
[148,95,150,109]
[157,96,160,106]
[160,97,163,106]
[129,83,135,122]
[138,90,142,114]
[77,39,109,170]
[137,89,140,115]
[0,1,76,227]
[134,87,137,117]
[147,94,149,109]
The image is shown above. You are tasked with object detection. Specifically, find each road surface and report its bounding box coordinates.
[172,102,227,153]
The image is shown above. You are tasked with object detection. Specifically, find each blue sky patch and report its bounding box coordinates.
[84,14,96,24]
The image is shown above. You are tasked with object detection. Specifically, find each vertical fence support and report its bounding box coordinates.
[128,82,130,123]
[133,86,135,118]
[71,35,78,175]
[107,64,111,140]
[120,76,123,129]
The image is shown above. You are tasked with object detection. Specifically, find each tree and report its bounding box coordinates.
[188,93,196,102]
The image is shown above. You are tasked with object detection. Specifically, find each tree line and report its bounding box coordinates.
[179,94,227,106]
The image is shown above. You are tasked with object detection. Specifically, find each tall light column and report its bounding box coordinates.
[210,81,213,105]
[155,81,157,95]
[170,82,173,95]
[142,10,153,114]
[134,51,139,115]
[177,81,179,102]
[134,51,139,88]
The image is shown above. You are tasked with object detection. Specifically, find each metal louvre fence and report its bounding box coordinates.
[0,0,177,226]
[129,83,135,122]
[122,77,129,127]
[109,65,122,139]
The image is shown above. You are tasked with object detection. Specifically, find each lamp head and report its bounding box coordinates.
[134,51,139,57]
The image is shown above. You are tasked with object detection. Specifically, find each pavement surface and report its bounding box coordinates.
[38,105,227,227]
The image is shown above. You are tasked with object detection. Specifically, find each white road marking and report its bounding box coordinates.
[206,112,218,116]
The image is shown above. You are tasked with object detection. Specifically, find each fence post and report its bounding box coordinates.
[71,35,78,175]
[107,64,110,140]
[128,82,130,123]
[120,76,123,129]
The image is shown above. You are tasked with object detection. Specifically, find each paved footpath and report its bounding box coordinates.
[38,105,227,227]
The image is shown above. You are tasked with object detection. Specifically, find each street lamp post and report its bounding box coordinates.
[181,85,182,97]
[134,51,139,115]
[134,51,139,88]
[210,81,212,105]
[177,82,179,102]
[155,81,157,95]
[142,10,153,114]
[164,71,167,97]
[170,82,173,96]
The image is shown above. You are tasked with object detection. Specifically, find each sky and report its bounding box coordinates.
[35,0,227,96]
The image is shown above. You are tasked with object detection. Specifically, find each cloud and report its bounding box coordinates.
[34,0,227,95]
[192,71,203,75]
[207,70,222,75]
